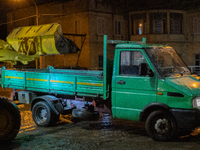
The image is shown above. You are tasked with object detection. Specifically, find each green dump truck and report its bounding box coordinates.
[1,35,200,141]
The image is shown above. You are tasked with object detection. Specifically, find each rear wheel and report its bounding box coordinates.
[32,101,59,127]
[0,98,21,143]
[146,110,178,141]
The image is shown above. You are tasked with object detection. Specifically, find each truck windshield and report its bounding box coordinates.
[146,46,191,77]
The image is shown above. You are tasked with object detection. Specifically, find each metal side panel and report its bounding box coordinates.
[76,76,103,96]
[49,73,75,93]
[25,72,48,90]
[1,66,104,97]
[3,70,25,89]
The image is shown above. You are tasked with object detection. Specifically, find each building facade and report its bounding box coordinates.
[129,9,187,63]
[6,0,200,71]
[186,6,200,72]
[7,0,128,69]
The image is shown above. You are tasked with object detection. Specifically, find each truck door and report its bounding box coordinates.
[112,50,157,121]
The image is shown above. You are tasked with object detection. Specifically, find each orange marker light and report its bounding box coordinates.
[157,92,163,95]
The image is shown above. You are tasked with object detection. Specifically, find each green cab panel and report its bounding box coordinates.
[165,76,200,97]
[111,48,157,121]
[157,78,193,109]
[156,75,200,109]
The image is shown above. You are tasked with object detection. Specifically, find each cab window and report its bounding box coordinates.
[120,51,148,76]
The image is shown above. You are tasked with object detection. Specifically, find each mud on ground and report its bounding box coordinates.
[1,89,200,150]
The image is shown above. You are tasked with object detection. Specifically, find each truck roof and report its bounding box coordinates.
[115,43,172,49]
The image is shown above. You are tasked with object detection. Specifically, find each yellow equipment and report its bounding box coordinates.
[0,23,79,65]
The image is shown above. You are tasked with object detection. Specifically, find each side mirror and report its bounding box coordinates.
[147,69,154,77]
[139,63,154,77]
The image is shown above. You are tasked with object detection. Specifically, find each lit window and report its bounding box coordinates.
[170,13,183,34]
[131,13,146,35]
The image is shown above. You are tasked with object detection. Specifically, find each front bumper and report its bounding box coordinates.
[170,108,200,129]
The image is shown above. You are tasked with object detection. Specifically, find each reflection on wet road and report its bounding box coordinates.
[2,103,200,149]
[18,104,74,134]
[18,104,200,138]
[1,88,200,149]
[18,105,35,134]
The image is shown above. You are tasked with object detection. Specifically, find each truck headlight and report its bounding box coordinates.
[193,97,200,108]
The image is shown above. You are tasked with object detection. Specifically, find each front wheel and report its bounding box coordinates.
[32,101,59,127]
[146,110,178,141]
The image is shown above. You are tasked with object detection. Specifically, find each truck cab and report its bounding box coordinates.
[111,42,200,141]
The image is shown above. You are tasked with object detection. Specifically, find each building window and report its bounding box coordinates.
[115,21,121,35]
[74,19,81,34]
[131,13,146,35]
[99,55,103,68]
[97,18,105,35]
[195,54,200,72]
[150,13,167,34]
[193,17,200,35]
[170,13,183,34]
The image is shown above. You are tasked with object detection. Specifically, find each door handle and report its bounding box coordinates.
[116,80,125,84]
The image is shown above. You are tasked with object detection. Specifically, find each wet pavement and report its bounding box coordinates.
[1,104,200,150]
[1,88,200,149]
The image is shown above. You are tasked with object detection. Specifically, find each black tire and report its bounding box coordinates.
[145,110,178,141]
[0,98,21,143]
[72,109,99,121]
[32,101,60,127]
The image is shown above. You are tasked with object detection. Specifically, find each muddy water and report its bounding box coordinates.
[0,104,200,150]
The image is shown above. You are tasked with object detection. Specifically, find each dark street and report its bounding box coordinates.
[1,103,200,150]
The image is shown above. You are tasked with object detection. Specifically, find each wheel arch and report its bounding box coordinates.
[139,102,171,122]
[31,95,59,115]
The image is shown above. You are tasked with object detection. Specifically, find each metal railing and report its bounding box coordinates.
[189,66,200,75]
